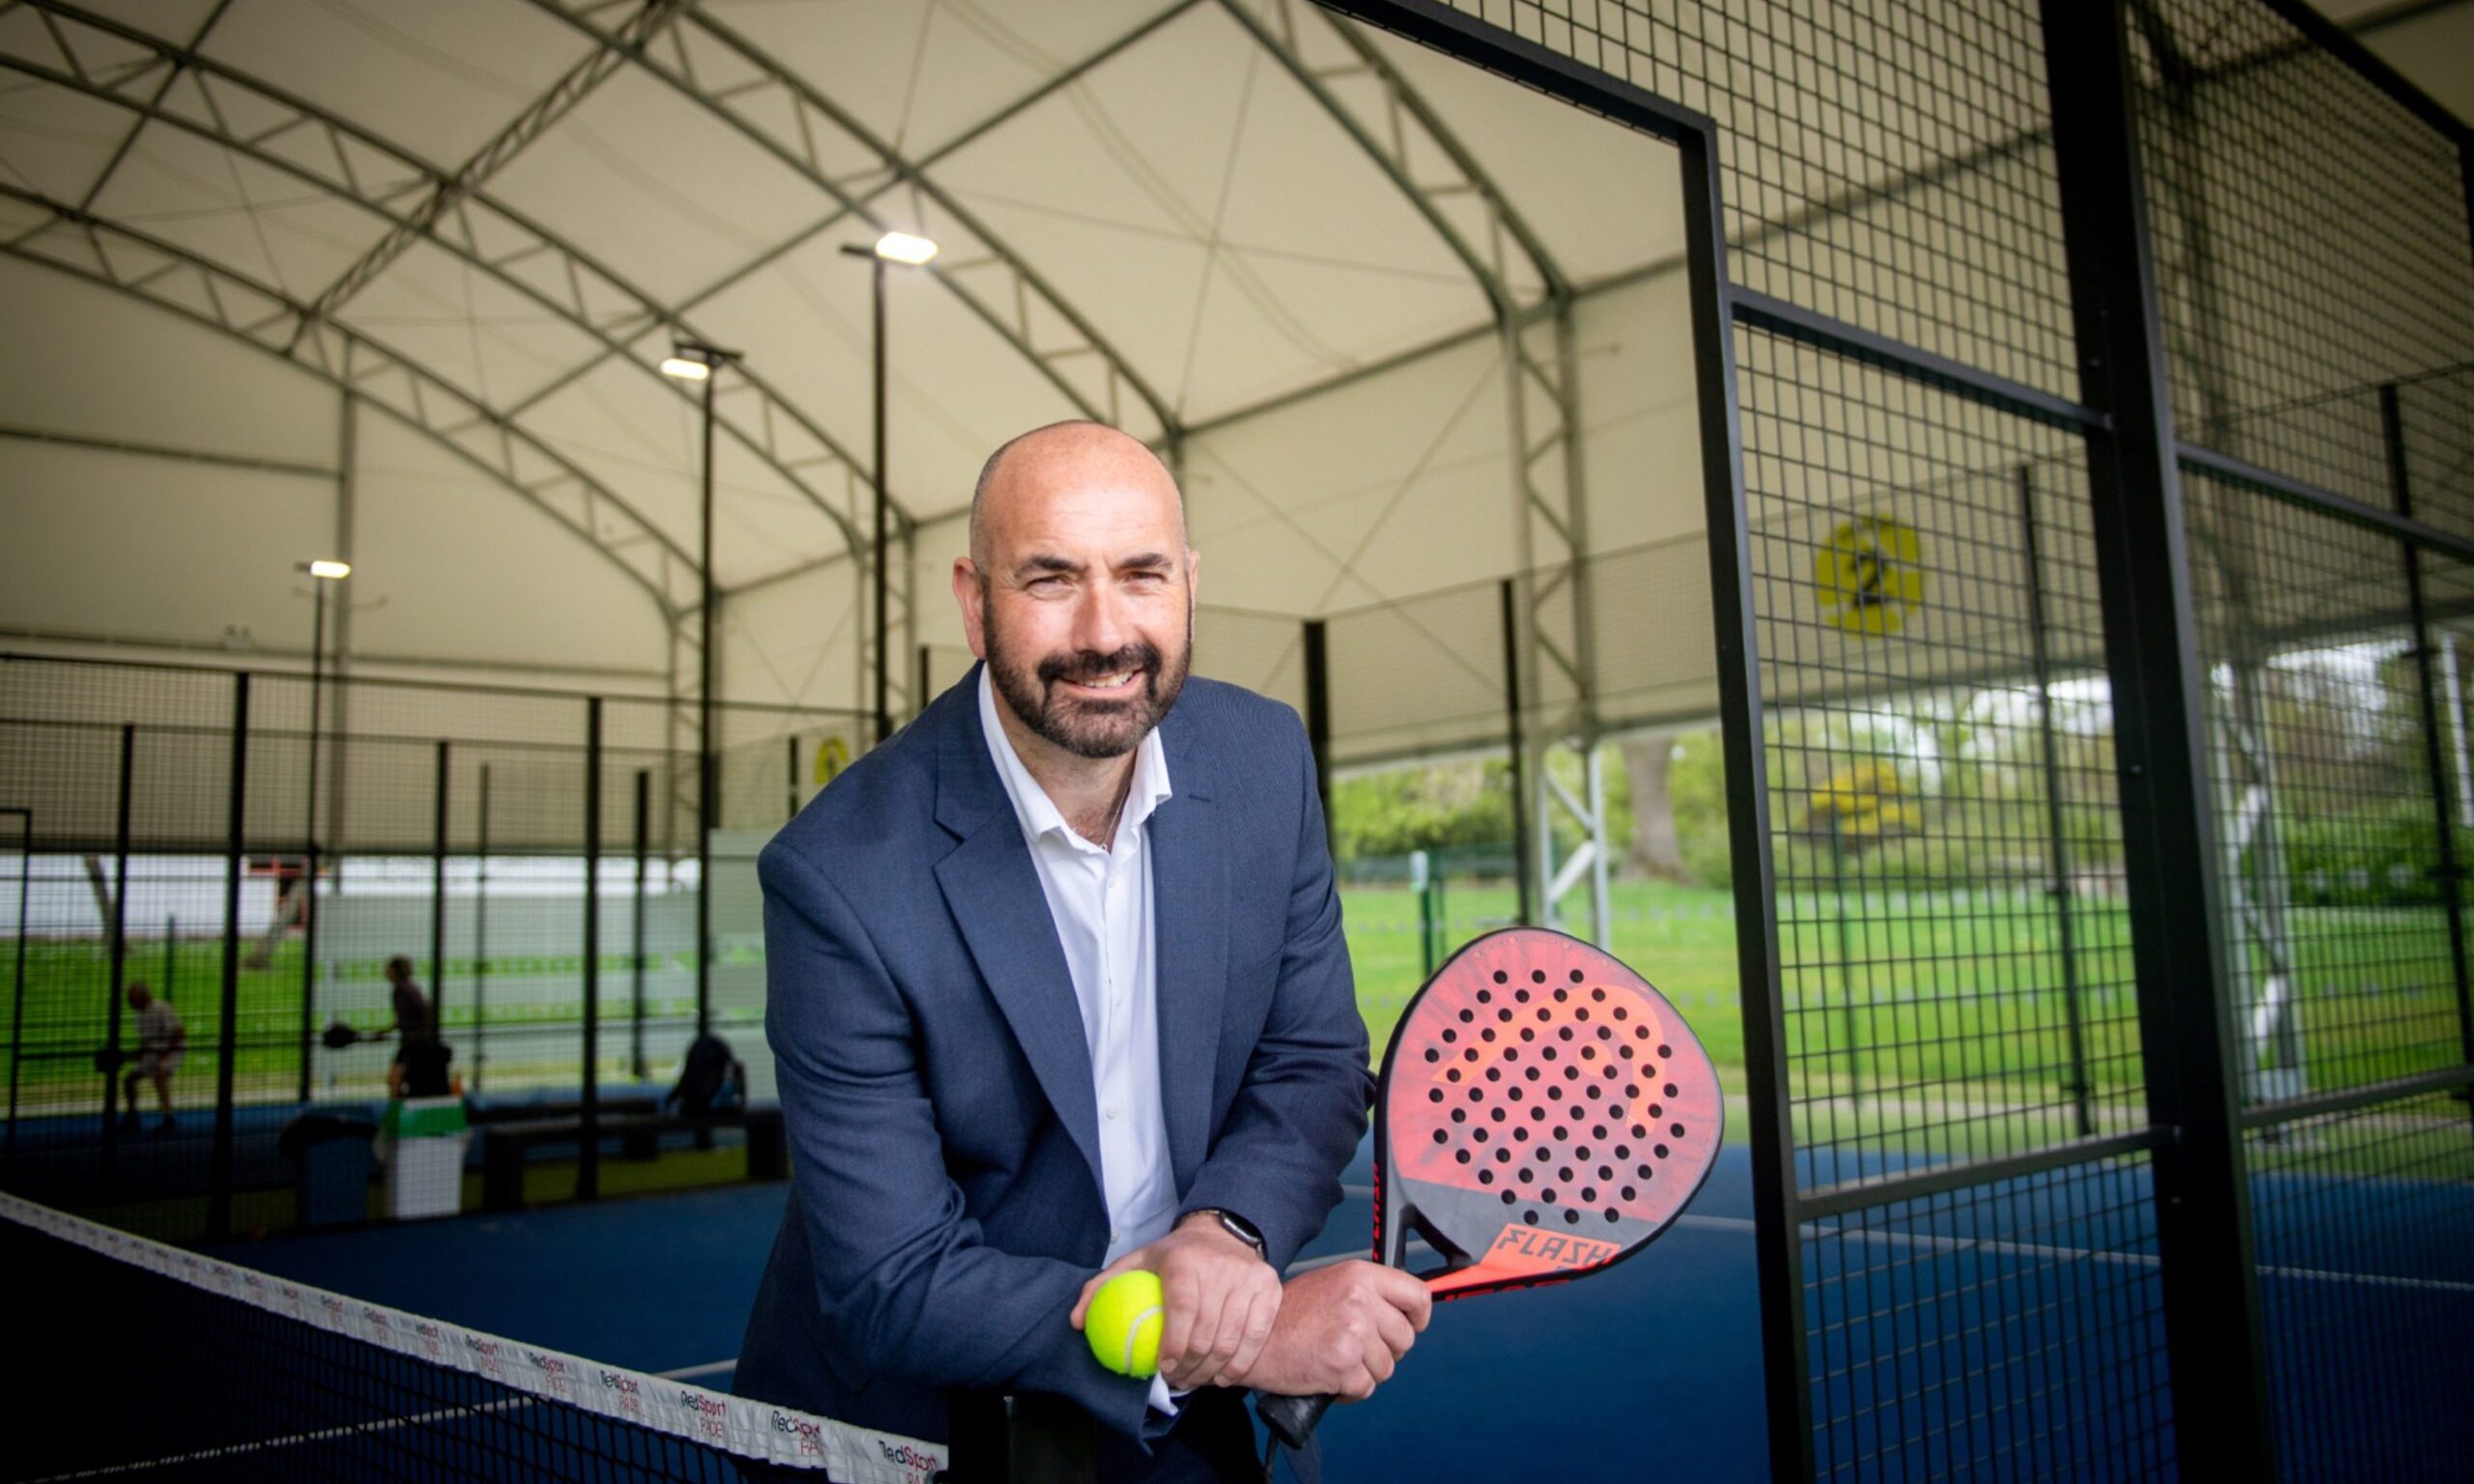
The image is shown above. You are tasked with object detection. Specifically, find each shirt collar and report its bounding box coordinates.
[977,665,1173,854]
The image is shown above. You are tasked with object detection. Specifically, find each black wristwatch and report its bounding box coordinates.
[1190,1207,1265,1257]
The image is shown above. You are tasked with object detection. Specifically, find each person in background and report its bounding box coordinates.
[121,982,183,1134]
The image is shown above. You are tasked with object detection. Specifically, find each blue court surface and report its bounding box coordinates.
[191,1134,2474,1482]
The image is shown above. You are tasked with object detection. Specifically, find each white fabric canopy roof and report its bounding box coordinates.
[0,0,1685,614]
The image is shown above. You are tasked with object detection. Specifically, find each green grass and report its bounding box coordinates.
[1338,879,2465,1116]
[7,882,2462,1136]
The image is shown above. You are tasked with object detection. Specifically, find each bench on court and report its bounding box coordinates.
[480,1105,786,1212]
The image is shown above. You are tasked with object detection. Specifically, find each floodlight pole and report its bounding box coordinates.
[872,251,889,744]
[298,572,327,1104]
[841,245,896,746]
[844,235,936,745]
[695,353,722,1042]
[700,357,715,1042]
[661,340,740,1045]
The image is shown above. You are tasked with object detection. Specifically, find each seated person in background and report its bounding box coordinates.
[667,1032,747,1115]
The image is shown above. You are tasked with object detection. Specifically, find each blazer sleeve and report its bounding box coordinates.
[1175,716,1375,1269]
[759,840,1155,1439]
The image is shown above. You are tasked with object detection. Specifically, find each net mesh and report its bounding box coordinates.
[0,1189,943,1483]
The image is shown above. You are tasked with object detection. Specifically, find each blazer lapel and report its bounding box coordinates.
[933,670,1104,1197]
[1147,708,1228,1191]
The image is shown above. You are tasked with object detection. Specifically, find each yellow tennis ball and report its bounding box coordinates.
[1084,1270,1165,1379]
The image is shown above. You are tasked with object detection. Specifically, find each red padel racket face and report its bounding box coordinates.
[1374,928,1723,1300]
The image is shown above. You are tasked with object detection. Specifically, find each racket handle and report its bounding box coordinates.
[1255,1391,1334,1451]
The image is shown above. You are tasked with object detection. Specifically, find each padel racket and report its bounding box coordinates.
[320,1019,390,1050]
[1257,928,1723,1449]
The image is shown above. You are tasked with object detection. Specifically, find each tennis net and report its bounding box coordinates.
[1,1191,947,1483]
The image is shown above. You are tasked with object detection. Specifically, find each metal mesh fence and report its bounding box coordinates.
[1738,328,2141,1169]
[2132,0,2474,528]
[1801,1156,2172,1481]
[0,654,848,1241]
[1416,0,2076,397]
[1401,0,2473,1475]
[1735,319,2155,1471]
[2244,1092,2474,1480]
[2183,477,2467,1104]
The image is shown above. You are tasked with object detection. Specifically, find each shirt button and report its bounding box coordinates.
[1105,1104,1119,1121]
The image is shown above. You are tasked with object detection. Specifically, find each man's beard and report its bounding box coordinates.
[983,598,1192,760]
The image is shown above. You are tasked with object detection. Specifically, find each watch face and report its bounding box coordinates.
[1217,1211,1264,1251]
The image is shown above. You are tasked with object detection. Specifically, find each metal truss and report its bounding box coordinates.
[1221,0,1569,312]
[0,186,694,616]
[2141,5,2307,1104]
[1229,0,1602,939]
[300,0,688,330]
[519,0,1178,439]
[4,0,875,556]
[1504,302,1607,946]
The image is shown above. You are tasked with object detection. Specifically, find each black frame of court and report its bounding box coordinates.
[1326,0,2473,1479]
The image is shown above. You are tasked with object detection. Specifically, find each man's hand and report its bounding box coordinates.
[1070,1213,1282,1390]
[1240,1260,1431,1402]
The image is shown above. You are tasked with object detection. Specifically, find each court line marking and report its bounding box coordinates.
[1324,1185,2474,1295]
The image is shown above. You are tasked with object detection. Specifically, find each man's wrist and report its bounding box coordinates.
[1180,1207,1266,1258]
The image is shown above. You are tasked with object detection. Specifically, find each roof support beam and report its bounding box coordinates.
[519,0,1180,438]
[521,0,1209,428]
[0,422,334,478]
[6,0,878,551]
[0,187,691,617]
[297,0,688,331]
[1216,0,1562,316]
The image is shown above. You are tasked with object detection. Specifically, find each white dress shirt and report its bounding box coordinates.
[978,670,1187,1410]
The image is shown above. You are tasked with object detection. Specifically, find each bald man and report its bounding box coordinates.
[734,422,1426,1480]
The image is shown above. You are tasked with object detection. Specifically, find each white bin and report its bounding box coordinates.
[379,1095,470,1220]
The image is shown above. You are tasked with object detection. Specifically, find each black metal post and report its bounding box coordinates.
[101,721,133,1189]
[3,808,29,1183]
[1301,619,1334,856]
[1497,578,1532,926]
[1827,820,1859,1109]
[1670,105,1816,1479]
[475,763,490,1092]
[208,674,248,1239]
[786,735,799,822]
[2382,385,2474,1107]
[632,767,649,1082]
[917,644,934,724]
[698,360,717,1045]
[298,582,326,1105]
[2021,466,2095,1136]
[2042,2,2274,1470]
[430,740,447,1031]
[581,698,602,1201]
[872,252,893,747]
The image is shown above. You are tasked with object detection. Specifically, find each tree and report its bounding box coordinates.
[1619,728,1686,880]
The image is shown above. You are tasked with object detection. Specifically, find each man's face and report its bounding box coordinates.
[957,432,1196,760]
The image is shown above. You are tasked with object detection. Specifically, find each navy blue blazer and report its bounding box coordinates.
[734,666,1372,1447]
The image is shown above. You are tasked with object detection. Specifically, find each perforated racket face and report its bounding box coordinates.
[1374,928,1723,1300]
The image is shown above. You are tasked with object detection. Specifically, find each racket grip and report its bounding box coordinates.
[1255,1391,1334,1451]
